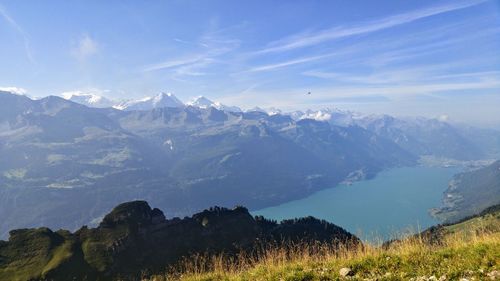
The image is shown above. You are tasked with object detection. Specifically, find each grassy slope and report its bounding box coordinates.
[0,209,498,280]
[0,225,126,281]
[152,210,500,281]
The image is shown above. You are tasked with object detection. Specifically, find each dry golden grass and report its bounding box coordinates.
[145,216,500,281]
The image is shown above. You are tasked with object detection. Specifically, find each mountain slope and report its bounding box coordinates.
[154,206,500,281]
[0,201,359,281]
[292,109,499,160]
[0,92,416,238]
[432,160,500,223]
[1,91,497,239]
[357,115,486,160]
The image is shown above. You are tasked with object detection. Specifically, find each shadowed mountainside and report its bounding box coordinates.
[0,91,415,237]
[1,91,498,238]
[432,160,500,223]
[0,201,359,281]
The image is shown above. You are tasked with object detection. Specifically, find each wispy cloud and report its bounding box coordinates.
[173,37,209,48]
[256,0,487,54]
[174,58,216,77]
[221,73,500,110]
[302,63,500,85]
[142,55,205,72]
[248,53,336,72]
[0,4,35,63]
[243,1,495,74]
[71,34,98,61]
[362,27,500,67]
[141,22,241,78]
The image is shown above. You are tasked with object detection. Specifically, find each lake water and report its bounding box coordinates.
[253,166,459,242]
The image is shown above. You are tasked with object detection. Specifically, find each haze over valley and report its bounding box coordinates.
[1,1,499,280]
[0,90,499,239]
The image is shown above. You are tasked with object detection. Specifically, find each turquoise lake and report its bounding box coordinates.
[253,166,459,242]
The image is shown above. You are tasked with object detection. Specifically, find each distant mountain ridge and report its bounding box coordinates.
[63,91,116,108]
[61,91,242,112]
[60,90,500,161]
[113,92,184,111]
[0,200,359,281]
[0,90,499,238]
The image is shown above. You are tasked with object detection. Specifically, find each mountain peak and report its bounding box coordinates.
[152,92,184,107]
[186,96,243,112]
[116,92,184,111]
[100,200,166,227]
[61,91,115,108]
[188,96,215,108]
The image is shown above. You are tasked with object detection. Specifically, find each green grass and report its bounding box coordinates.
[1,210,498,281]
[154,237,498,281]
[0,228,70,281]
[149,214,500,281]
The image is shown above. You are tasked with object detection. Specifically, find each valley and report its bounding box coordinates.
[0,91,498,239]
[1,1,499,280]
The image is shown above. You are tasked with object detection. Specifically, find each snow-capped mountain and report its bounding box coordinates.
[214,102,242,112]
[61,91,244,113]
[187,96,214,108]
[115,92,184,111]
[287,108,363,127]
[245,106,267,113]
[187,96,242,112]
[62,91,115,108]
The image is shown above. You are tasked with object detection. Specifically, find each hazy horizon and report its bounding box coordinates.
[1,0,499,127]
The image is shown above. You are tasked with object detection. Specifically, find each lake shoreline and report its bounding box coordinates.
[253,165,461,242]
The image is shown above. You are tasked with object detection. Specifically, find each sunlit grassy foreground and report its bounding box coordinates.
[148,214,499,281]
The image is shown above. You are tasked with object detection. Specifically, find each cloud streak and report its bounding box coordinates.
[248,53,336,72]
[142,55,205,72]
[256,0,487,54]
[0,4,35,63]
[221,73,500,111]
[141,23,241,78]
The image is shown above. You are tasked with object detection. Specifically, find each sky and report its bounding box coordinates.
[1,0,499,127]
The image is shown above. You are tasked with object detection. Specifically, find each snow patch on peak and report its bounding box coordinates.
[187,96,242,112]
[116,92,184,111]
[267,107,282,116]
[0,87,28,96]
[213,102,242,113]
[187,96,214,108]
[246,106,267,113]
[61,91,115,108]
[288,108,365,127]
[152,92,184,107]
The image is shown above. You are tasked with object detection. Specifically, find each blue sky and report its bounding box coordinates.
[1,0,499,126]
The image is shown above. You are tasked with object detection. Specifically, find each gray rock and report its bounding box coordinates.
[339,267,354,277]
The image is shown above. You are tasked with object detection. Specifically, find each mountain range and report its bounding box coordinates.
[0,90,499,238]
[63,92,500,161]
[63,92,242,112]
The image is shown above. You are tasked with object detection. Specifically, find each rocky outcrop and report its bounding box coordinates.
[0,201,359,281]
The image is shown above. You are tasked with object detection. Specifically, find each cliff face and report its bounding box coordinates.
[0,201,359,281]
